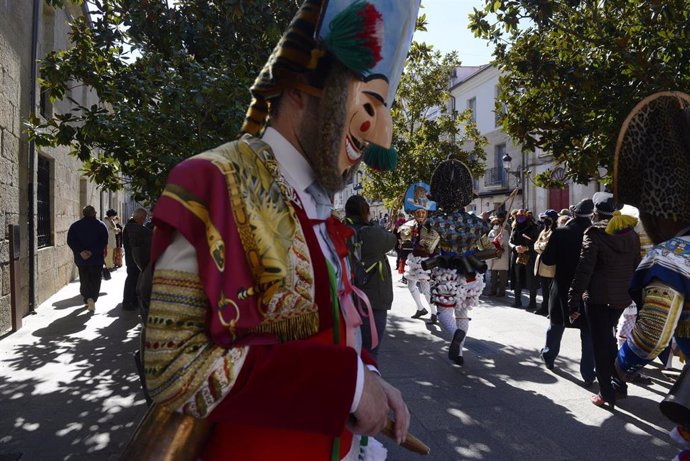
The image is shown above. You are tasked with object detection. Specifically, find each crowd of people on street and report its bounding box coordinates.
[67,206,151,314]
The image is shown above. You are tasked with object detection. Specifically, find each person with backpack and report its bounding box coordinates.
[345,195,397,360]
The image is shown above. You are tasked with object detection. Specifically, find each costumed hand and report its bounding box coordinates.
[376,375,410,444]
[515,245,527,254]
[568,304,580,324]
[79,250,92,260]
[349,369,389,436]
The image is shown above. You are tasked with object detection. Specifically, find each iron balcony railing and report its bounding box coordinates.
[483,167,508,188]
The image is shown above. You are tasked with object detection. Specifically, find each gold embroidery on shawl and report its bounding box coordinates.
[195,137,318,342]
[160,185,225,271]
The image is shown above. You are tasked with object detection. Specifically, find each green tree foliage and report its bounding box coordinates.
[363,39,488,210]
[31,0,298,201]
[469,0,690,187]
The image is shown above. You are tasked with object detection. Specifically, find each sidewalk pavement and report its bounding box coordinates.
[0,267,146,461]
[0,257,682,460]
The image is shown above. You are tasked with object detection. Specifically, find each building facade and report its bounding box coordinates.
[449,65,598,216]
[333,169,387,223]
[0,2,128,334]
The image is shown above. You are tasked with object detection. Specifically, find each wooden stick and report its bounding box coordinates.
[382,419,431,455]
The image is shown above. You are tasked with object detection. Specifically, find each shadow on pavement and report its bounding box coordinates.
[378,315,678,461]
[51,294,86,310]
[0,302,146,460]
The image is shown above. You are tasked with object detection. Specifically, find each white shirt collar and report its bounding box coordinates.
[261,127,315,193]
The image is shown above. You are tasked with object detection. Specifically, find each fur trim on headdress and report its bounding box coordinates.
[614,91,690,222]
[429,159,474,212]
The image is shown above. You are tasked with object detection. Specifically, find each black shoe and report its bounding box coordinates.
[454,356,465,366]
[411,308,428,319]
[539,350,554,370]
[513,302,523,309]
[533,308,548,317]
[631,373,652,385]
[426,314,438,325]
[448,329,466,360]
[401,277,407,284]
[612,378,628,399]
[526,303,538,312]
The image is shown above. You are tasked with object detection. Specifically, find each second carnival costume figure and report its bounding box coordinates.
[399,182,440,321]
[426,159,491,365]
[613,92,690,455]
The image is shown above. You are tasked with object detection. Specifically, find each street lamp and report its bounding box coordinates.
[502,153,522,185]
[502,152,526,208]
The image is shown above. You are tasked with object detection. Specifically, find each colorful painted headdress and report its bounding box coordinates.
[614,91,690,222]
[429,159,475,212]
[404,182,437,213]
[241,0,420,171]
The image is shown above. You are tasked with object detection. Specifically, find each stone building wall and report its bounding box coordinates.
[0,2,126,334]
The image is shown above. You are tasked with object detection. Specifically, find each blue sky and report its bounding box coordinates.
[414,0,495,66]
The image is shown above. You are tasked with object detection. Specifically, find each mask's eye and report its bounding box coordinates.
[364,103,375,117]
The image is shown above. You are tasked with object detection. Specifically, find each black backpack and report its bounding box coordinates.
[345,220,376,287]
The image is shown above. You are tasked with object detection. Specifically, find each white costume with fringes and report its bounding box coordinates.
[402,222,438,315]
[427,210,490,362]
[431,267,485,355]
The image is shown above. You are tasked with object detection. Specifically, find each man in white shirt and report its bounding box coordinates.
[142,1,421,459]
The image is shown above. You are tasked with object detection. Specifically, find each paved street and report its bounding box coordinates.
[0,258,681,460]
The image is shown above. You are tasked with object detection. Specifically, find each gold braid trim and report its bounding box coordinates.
[250,311,320,343]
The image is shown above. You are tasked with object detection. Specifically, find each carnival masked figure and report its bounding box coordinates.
[613,92,690,452]
[426,159,491,365]
[141,1,421,460]
[400,182,440,320]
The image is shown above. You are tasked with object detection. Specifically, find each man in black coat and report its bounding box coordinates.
[539,198,595,385]
[67,205,109,313]
[122,208,152,311]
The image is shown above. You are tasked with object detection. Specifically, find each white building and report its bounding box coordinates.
[449,65,598,216]
[333,169,387,222]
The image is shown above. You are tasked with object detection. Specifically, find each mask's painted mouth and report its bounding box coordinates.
[345,135,365,165]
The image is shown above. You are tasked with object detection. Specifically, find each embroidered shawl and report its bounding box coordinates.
[151,135,331,347]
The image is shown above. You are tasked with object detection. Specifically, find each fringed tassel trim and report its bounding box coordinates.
[250,311,320,343]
